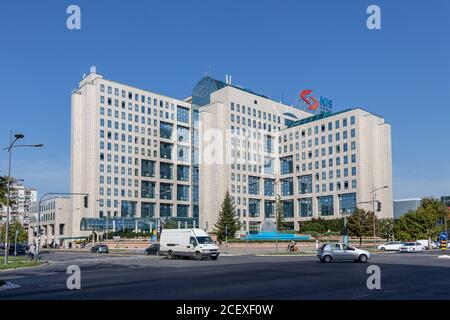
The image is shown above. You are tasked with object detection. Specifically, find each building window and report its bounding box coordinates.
[340,193,356,215]
[249,199,260,217]
[160,204,172,217]
[160,122,173,139]
[160,162,173,179]
[141,202,155,218]
[299,198,313,217]
[282,200,294,218]
[176,125,190,142]
[177,185,190,201]
[177,204,189,217]
[264,201,275,218]
[160,142,173,159]
[177,145,190,162]
[177,165,189,181]
[298,175,312,194]
[281,178,293,196]
[248,176,260,195]
[264,179,274,196]
[141,181,155,199]
[160,183,173,200]
[121,201,136,217]
[318,196,334,216]
[141,159,155,177]
[280,156,293,174]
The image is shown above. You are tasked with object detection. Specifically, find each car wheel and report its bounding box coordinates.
[358,254,368,263]
[167,251,174,259]
[380,247,385,251]
[211,256,218,261]
[195,252,203,261]
[323,255,332,263]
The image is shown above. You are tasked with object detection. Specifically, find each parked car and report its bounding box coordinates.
[317,243,371,263]
[8,244,26,255]
[144,244,160,256]
[378,241,404,251]
[399,242,424,253]
[159,229,220,260]
[90,244,109,254]
[417,240,438,249]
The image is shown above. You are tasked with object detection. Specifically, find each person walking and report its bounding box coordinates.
[29,243,36,261]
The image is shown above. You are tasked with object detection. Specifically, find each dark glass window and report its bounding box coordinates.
[160,162,173,179]
[299,198,312,217]
[141,159,155,177]
[318,196,334,216]
[282,200,294,218]
[141,181,155,199]
[141,202,155,218]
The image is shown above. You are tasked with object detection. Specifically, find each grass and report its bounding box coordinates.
[0,256,45,271]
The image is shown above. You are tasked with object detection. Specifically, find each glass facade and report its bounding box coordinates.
[177,125,190,142]
[318,196,334,216]
[160,142,173,159]
[177,204,189,217]
[121,201,136,217]
[160,121,173,139]
[177,145,190,162]
[177,106,190,123]
[160,183,173,200]
[299,198,312,217]
[160,204,173,217]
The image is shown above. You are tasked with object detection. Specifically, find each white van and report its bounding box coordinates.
[159,229,220,260]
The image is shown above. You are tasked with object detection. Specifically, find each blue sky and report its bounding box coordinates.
[0,0,449,199]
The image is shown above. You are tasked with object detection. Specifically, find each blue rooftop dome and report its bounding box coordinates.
[192,76,227,108]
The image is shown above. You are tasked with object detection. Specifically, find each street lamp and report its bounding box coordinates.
[3,131,43,265]
[370,185,388,248]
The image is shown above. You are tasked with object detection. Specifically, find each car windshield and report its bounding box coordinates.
[196,236,213,244]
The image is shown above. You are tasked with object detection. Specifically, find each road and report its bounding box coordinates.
[0,251,449,299]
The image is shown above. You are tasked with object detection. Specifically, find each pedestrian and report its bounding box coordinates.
[315,239,320,250]
[29,243,36,261]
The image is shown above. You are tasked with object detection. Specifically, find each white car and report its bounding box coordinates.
[417,240,438,249]
[399,242,425,253]
[378,241,404,251]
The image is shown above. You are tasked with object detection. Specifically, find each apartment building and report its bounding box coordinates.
[28,197,70,247]
[1,183,37,229]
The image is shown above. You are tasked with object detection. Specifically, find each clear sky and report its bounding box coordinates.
[0,0,449,199]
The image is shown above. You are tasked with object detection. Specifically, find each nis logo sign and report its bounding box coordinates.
[299,89,333,114]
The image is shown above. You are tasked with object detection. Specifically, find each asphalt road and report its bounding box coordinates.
[0,251,449,299]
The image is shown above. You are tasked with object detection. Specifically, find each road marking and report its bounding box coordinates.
[0,281,21,291]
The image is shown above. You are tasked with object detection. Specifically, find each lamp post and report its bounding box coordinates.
[3,131,43,265]
[370,185,388,249]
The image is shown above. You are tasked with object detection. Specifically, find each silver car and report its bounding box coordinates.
[317,243,371,263]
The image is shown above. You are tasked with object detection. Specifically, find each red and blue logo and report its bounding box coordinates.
[299,89,333,113]
[300,89,319,111]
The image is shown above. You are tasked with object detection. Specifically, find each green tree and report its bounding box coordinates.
[275,195,285,231]
[347,208,376,246]
[0,221,28,244]
[377,218,395,241]
[163,220,179,229]
[394,197,448,242]
[213,191,241,242]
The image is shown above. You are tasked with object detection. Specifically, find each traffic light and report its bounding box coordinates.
[377,201,382,212]
[83,195,89,208]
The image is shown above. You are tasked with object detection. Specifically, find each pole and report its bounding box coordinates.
[4,131,12,265]
[14,228,18,264]
[373,192,376,249]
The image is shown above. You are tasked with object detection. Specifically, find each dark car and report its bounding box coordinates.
[9,244,26,256]
[90,244,109,254]
[144,244,160,256]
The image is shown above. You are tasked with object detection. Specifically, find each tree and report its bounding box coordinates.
[0,221,28,244]
[377,218,395,241]
[213,191,241,242]
[394,198,448,242]
[347,208,376,246]
[275,195,285,232]
[163,220,178,229]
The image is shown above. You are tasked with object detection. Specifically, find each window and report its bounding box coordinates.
[280,156,293,174]
[141,160,155,177]
[318,195,334,216]
[120,201,136,217]
[264,201,275,218]
[281,178,293,196]
[248,199,260,217]
[283,200,294,218]
[264,179,274,196]
[177,204,189,217]
[298,175,312,194]
[160,122,173,139]
[248,176,260,195]
[160,183,173,200]
[177,185,190,201]
[299,198,313,217]
[160,142,173,159]
[160,162,173,179]
[160,204,172,217]
[177,145,190,162]
[340,193,356,215]
[177,165,189,181]
[141,181,155,199]
[177,126,190,142]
